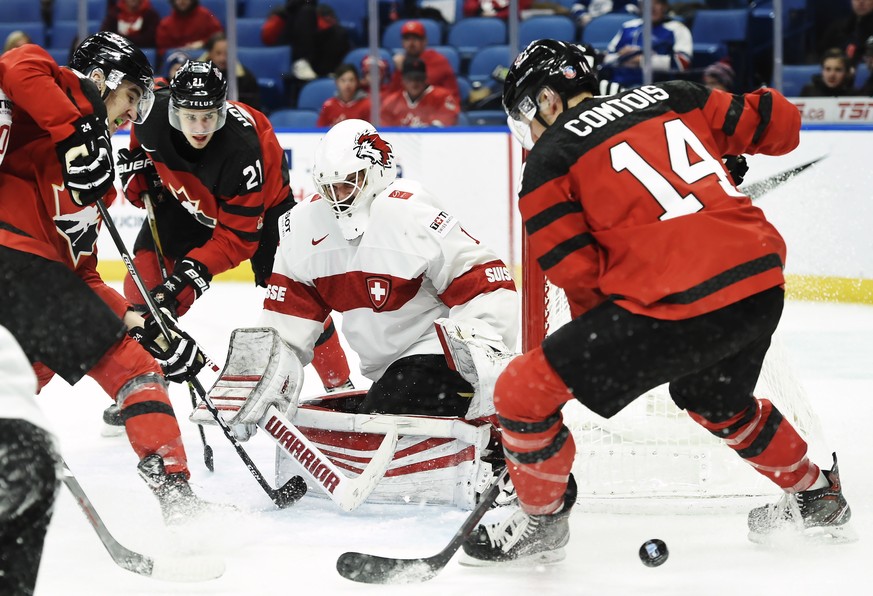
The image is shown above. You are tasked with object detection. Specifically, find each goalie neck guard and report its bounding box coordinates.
[70,31,155,124]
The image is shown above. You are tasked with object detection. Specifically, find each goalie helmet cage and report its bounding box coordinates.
[521,232,824,513]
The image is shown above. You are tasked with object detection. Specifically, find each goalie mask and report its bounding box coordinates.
[70,31,155,124]
[168,60,228,143]
[313,119,397,241]
[502,39,598,149]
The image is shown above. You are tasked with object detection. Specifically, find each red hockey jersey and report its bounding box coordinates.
[380,86,459,128]
[520,81,801,320]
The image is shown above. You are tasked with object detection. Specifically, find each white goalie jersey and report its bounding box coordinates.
[259,177,518,380]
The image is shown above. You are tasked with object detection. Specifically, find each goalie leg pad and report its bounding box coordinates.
[192,328,304,433]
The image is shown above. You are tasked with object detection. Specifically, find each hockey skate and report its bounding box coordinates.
[137,454,205,525]
[100,403,126,437]
[325,379,356,393]
[461,475,576,566]
[747,453,856,544]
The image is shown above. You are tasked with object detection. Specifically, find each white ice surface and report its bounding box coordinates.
[34,284,873,595]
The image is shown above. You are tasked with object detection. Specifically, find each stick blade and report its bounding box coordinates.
[336,552,440,584]
[148,555,226,582]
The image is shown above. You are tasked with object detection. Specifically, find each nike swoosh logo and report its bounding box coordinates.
[311,234,329,245]
[743,157,824,202]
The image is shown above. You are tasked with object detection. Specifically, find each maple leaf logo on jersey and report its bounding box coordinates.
[355,132,394,168]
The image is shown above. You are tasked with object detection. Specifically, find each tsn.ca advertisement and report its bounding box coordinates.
[100,127,873,283]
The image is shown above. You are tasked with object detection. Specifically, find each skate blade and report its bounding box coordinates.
[458,547,566,567]
[748,522,858,545]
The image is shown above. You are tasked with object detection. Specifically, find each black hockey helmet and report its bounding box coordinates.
[502,39,598,146]
[168,60,228,133]
[70,31,155,123]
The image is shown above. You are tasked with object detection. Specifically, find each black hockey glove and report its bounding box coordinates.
[150,257,212,310]
[55,114,115,206]
[724,155,749,186]
[117,147,163,208]
[129,310,205,383]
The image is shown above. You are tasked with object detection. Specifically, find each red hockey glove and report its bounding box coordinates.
[117,147,163,208]
[150,257,212,310]
[129,309,205,383]
[55,114,115,206]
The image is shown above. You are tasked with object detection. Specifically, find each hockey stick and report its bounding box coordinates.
[143,193,214,473]
[260,404,398,511]
[336,466,509,584]
[95,199,306,508]
[61,460,225,582]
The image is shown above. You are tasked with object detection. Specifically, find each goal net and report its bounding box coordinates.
[521,235,824,512]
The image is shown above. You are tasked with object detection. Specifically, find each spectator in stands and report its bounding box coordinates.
[382,57,459,127]
[603,0,692,88]
[198,32,262,110]
[463,0,532,19]
[101,0,161,49]
[570,1,638,28]
[3,31,32,53]
[261,1,350,81]
[162,50,190,82]
[317,63,371,127]
[156,0,223,59]
[818,0,873,66]
[801,48,858,97]
[860,35,873,95]
[388,20,460,103]
[360,55,391,96]
[703,61,735,93]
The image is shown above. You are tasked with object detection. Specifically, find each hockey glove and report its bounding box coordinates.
[724,154,749,186]
[55,114,115,206]
[150,257,212,310]
[129,309,205,383]
[117,147,163,208]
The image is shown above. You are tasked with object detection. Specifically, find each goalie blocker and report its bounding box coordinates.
[195,327,509,510]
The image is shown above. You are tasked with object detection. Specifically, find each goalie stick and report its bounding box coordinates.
[260,404,398,511]
[143,193,214,473]
[95,199,306,508]
[62,461,225,582]
[335,466,509,584]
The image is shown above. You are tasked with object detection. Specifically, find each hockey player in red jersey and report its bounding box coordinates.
[118,61,352,406]
[0,32,206,523]
[461,40,854,565]
[194,118,519,508]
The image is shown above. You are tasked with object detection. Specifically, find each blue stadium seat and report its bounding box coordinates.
[467,45,512,86]
[780,65,819,97]
[236,18,266,46]
[382,18,443,52]
[857,63,871,89]
[447,17,507,63]
[322,0,368,45]
[245,0,284,18]
[466,110,507,126]
[53,0,105,22]
[343,48,394,76]
[520,15,576,47]
[691,9,749,68]
[296,78,337,111]
[49,20,99,50]
[456,76,472,104]
[238,46,290,82]
[200,0,230,27]
[0,23,46,48]
[47,47,71,66]
[6,0,44,22]
[430,45,460,74]
[269,108,319,128]
[455,111,470,127]
[580,12,636,50]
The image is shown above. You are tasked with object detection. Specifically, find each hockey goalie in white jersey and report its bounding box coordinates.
[192,119,519,509]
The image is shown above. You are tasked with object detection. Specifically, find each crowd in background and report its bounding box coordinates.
[3,0,872,128]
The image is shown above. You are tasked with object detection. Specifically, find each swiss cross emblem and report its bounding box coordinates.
[366,276,391,311]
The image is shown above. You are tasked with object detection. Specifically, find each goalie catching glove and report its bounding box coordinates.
[129,309,205,383]
[151,257,212,311]
[434,318,517,419]
[117,146,163,208]
[55,114,115,206]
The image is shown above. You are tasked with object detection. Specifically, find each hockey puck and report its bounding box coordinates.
[638,539,668,567]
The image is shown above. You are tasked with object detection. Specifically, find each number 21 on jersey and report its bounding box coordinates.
[610,119,744,221]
